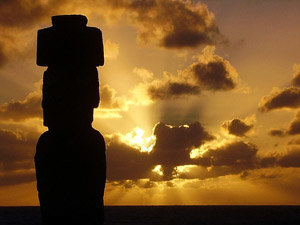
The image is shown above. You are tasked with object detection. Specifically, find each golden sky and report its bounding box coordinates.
[1,0,300,205]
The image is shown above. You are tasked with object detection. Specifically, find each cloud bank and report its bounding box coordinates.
[106,0,224,49]
[0,91,42,122]
[145,46,239,100]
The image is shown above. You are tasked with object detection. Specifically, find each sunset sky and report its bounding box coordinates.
[1,0,300,206]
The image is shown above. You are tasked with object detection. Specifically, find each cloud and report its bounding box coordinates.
[0,0,63,28]
[0,0,69,67]
[286,112,300,135]
[191,46,238,91]
[147,81,200,100]
[107,0,224,49]
[270,111,300,136]
[0,84,134,121]
[106,121,300,182]
[151,122,214,178]
[266,138,300,167]
[0,0,225,69]
[145,46,239,100]
[2,120,300,186]
[222,117,254,137]
[257,155,278,168]
[0,0,224,69]
[288,138,300,145]
[0,42,7,67]
[96,84,154,118]
[0,169,36,186]
[257,145,300,169]
[269,129,286,137]
[0,91,42,122]
[267,111,300,136]
[99,85,126,109]
[287,121,300,135]
[0,129,39,175]
[173,141,258,179]
[259,87,300,112]
[106,134,152,181]
[278,149,300,167]
[192,61,235,91]
[133,67,154,82]
[291,64,300,87]
[202,141,258,168]
[105,121,213,181]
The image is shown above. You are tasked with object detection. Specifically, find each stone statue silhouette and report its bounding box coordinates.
[34,15,106,225]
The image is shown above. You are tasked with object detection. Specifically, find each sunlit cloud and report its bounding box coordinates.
[152,165,163,176]
[173,165,197,178]
[133,67,154,82]
[94,109,123,119]
[119,127,156,153]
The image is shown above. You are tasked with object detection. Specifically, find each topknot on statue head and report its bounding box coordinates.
[37,15,104,67]
[52,15,88,29]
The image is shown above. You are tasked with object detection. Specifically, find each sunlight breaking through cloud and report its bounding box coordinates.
[120,127,156,153]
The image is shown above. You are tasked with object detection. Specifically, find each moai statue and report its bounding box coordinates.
[35,15,106,225]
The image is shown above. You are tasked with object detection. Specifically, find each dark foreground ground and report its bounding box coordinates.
[0,206,299,225]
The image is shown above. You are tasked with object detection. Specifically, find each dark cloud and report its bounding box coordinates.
[0,129,37,170]
[222,118,253,136]
[257,148,300,168]
[0,0,62,28]
[192,61,235,91]
[152,122,214,164]
[203,141,258,168]
[0,0,68,67]
[257,155,278,168]
[0,91,42,122]
[106,121,214,181]
[0,42,7,67]
[0,128,38,186]
[0,169,36,186]
[146,46,239,100]
[151,121,214,178]
[278,149,300,167]
[240,169,280,181]
[106,134,152,181]
[0,0,224,68]
[3,120,300,186]
[107,0,224,49]
[291,66,300,87]
[106,121,300,182]
[0,84,127,122]
[259,87,300,112]
[147,82,200,100]
[99,85,126,109]
[269,129,286,137]
[287,115,300,135]
[268,111,300,136]
[288,138,300,145]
